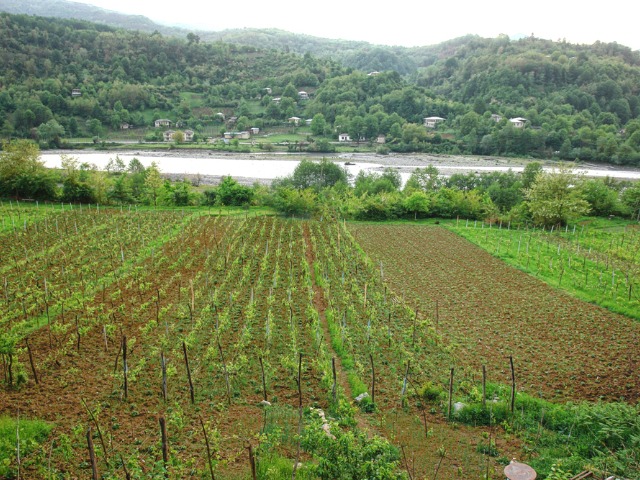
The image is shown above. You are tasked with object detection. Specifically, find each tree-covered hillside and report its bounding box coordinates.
[2,12,640,165]
[0,13,343,139]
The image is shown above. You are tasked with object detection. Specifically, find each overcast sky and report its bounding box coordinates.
[75,0,639,51]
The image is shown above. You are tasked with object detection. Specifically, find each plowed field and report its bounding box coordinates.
[350,224,640,402]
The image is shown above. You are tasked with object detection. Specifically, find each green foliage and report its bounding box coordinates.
[277,159,348,191]
[203,176,253,206]
[525,165,591,227]
[301,411,406,480]
[0,416,53,478]
[0,140,56,199]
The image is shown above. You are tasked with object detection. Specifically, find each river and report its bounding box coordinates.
[40,151,640,185]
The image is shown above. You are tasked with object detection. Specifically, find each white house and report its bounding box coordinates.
[250,127,260,135]
[338,133,351,142]
[184,130,194,141]
[509,117,527,128]
[163,130,175,142]
[424,116,445,128]
[376,135,386,144]
[263,87,272,95]
[288,116,301,126]
[155,119,173,128]
[71,88,82,97]
[491,114,502,122]
[298,91,309,100]
[224,131,251,139]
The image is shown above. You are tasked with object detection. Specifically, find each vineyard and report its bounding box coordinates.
[1,204,639,479]
[0,204,506,480]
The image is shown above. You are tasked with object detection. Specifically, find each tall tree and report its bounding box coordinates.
[525,165,590,227]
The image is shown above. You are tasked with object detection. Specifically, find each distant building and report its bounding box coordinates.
[120,123,131,130]
[224,131,250,139]
[272,97,281,104]
[509,117,527,128]
[491,114,502,122]
[298,91,309,100]
[155,119,173,128]
[376,135,386,144]
[184,129,194,141]
[288,116,301,126]
[338,133,351,142]
[263,87,272,95]
[250,127,260,135]
[71,88,82,97]
[424,116,445,128]
[305,119,313,126]
[163,130,175,142]
[368,71,380,76]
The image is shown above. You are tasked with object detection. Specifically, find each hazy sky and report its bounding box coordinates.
[75,0,639,50]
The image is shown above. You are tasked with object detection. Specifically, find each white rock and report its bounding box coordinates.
[355,392,370,403]
[259,400,271,407]
[453,402,466,412]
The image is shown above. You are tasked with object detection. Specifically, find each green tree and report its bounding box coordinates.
[525,165,590,227]
[311,113,327,136]
[404,165,442,192]
[0,140,56,199]
[37,119,65,146]
[143,162,163,206]
[404,190,430,220]
[284,158,348,191]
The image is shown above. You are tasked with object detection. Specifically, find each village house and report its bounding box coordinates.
[338,133,351,142]
[491,114,502,122]
[424,116,445,128]
[288,116,301,126]
[263,87,272,95]
[183,130,194,141]
[120,123,131,130]
[376,135,386,144]
[509,117,527,128]
[71,88,82,97]
[155,119,173,128]
[298,91,309,100]
[224,131,251,139]
[250,127,260,135]
[305,119,313,126]
[163,130,175,142]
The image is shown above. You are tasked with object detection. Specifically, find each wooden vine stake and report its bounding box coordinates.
[122,335,128,400]
[447,367,454,420]
[161,351,168,402]
[509,356,516,415]
[292,353,303,480]
[369,353,376,406]
[159,416,169,478]
[259,356,268,402]
[86,427,99,480]
[25,338,38,385]
[482,365,487,407]
[217,338,231,405]
[200,416,216,480]
[183,341,195,404]
[331,357,337,403]
[247,443,257,480]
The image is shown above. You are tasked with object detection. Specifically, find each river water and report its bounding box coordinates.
[40,152,640,185]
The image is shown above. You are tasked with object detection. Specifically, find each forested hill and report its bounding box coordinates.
[2,11,640,165]
[0,0,181,35]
